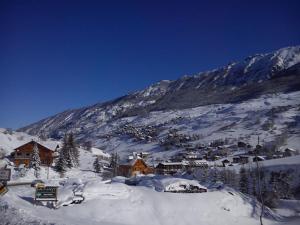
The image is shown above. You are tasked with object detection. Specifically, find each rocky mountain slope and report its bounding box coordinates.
[18,46,300,159]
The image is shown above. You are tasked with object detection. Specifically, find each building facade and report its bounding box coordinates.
[12,141,57,167]
[118,158,154,177]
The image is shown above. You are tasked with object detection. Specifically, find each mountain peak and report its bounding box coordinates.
[19,46,300,142]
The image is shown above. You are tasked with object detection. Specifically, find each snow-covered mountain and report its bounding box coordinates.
[18,46,300,158]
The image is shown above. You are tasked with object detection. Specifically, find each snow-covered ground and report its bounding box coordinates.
[1,129,300,225]
[2,176,298,225]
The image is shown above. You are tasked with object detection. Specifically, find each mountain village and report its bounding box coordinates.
[1,45,300,225]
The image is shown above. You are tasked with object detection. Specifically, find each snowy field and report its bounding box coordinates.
[2,176,299,225]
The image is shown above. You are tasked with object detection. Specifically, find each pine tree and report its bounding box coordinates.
[54,152,67,177]
[200,167,208,184]
[239,166,249,194]
[110,152,119,177]
[275,170,293,199]
[61,134,73,169]
[219,168,227,184]
[250,169,257,197]
[93,157,102,173]
[68,133,80,167]
[209,164,218,184]
[263,172,279,208]
[283,170,293,199]
[30,142,41,178]
[228,170,238,189]
[84,141,92,151]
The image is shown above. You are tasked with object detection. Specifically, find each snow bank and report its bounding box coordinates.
[2,182,287,225]
[55,178,130,207]
[81,180,130,200]
[56,183,76,207]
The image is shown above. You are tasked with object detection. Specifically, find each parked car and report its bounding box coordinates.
[125,177,141,186]
[31,179,45,187]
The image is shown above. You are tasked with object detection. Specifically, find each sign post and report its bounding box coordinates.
[0,168,11,183]
[35,186,58,208]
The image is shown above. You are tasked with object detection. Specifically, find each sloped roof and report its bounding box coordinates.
[159,161,186,166]
[14,140,57,152]
[130,157,147,167]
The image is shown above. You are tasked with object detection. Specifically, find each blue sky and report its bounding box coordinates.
[0,0,299,129]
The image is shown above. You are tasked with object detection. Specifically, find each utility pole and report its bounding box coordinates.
[114,151,117,177]
[112,151,119,177]
[47,158,50,180]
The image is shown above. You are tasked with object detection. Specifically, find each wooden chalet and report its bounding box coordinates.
[12,140,58,167]
[156,160,208,175]
[118,157,154,177]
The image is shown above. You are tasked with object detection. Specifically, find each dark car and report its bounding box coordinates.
[125,177,140,186]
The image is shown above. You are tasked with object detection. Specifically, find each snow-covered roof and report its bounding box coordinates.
[91,147,110,158]
[254,156,266,160]
[233,155,249,158]
[128,156,147,166]
[14,140,58,151]
[193,159,208,163]
[159,161,185,166]
[181,160,208,166]
[141,152,150,155]
[284,148,297,152]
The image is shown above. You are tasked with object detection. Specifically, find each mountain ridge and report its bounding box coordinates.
[18,46,300,151]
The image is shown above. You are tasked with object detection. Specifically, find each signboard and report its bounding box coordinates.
[0,183,8,196]
[35,186,58,201]
[0,168,11,182]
